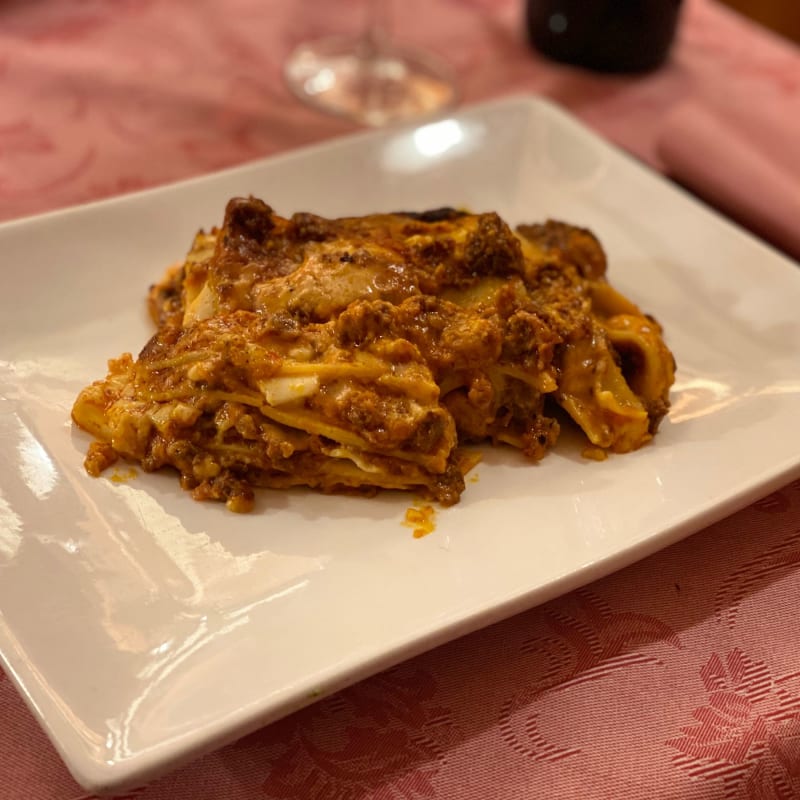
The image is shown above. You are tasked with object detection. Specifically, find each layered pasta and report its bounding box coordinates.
[72,198,675,511]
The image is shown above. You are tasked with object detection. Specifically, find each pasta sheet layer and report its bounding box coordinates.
[72,199,675,511]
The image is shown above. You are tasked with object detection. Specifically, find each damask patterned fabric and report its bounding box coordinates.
[1,1,799,798]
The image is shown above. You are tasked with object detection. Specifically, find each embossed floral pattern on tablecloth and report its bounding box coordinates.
[1,478,798,799]
[1,0,799,224]
[1,1,799,799]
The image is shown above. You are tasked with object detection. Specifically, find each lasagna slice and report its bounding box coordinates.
[73,309,464,512]
[73,197,675,511]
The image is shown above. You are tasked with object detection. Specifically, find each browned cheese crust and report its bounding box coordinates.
[73,198,676,512]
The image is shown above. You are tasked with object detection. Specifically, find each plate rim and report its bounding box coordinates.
[2,92,800,794]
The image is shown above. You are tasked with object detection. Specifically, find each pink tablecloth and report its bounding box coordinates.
[2,1,800,798]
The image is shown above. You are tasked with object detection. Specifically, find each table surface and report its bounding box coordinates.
[1,1,799,798]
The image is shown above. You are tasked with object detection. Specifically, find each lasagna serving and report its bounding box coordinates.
[72,197,675,512]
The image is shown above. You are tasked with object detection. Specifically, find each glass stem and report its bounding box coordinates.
[356,0,395,110]
[362,0,391,60]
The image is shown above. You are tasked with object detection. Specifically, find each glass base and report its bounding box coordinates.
[284,36,458,126]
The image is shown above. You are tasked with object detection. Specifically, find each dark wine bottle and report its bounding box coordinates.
[525,0,683,73]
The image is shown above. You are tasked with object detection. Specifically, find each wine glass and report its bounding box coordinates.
[284,0,458,127]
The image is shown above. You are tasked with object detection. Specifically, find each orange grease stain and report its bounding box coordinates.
[404,504,436,539]
[110,467,137,483]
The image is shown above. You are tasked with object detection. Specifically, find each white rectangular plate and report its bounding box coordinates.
[1,95,799,794]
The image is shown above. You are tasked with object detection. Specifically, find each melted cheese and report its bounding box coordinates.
[73,199,675,511]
